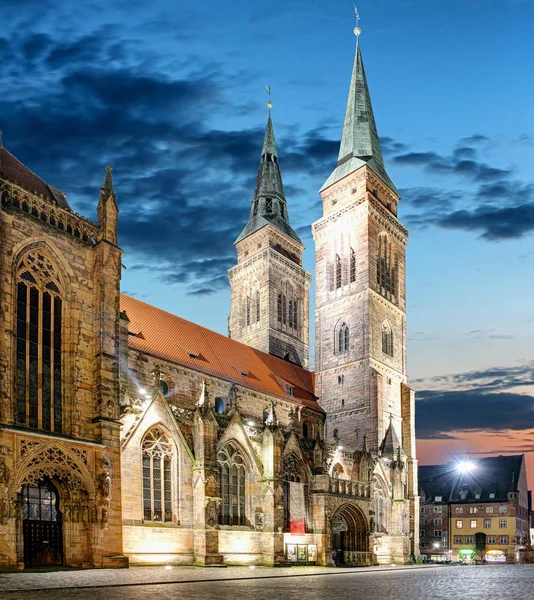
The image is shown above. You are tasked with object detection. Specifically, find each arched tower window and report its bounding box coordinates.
[382,321,393,357]
[218,443,246,526]
[350,248,356,283]
[336,322,349,353]
[15,251,63,432]
[377,234,397,299]
[142,427,173,522]
[302,421,309,438]
[246,295,251,326]
[335,254,342,289]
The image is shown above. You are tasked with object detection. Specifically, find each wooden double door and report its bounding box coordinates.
[22,480,63,567]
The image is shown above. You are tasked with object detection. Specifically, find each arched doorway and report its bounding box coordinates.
[22,479,63,567]
[331,504,369,566]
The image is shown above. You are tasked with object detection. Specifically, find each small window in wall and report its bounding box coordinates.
[338,375,344,385]
[302,422,309,438]
[256,291,260,322]
[341,399,345,407]
[350,248,356,283]
[335,254,342,289]
[215,397,225,414]
[246,295,251,326]
[160,380,169,397]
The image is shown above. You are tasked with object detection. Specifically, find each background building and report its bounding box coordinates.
[419,455,530,563]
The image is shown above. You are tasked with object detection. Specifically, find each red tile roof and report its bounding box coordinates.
[121,294,321,412]
[0,146,71,210]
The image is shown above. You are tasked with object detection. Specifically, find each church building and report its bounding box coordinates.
[0,25,418,568]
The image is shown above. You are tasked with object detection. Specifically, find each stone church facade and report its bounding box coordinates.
[0,28,418,569]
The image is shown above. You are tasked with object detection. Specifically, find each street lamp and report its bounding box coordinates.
[455,460,476,474]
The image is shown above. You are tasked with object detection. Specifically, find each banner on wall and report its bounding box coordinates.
[289,482,306,534]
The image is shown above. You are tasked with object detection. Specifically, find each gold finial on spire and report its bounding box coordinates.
[354,5,362,41]
[265,85,273,113]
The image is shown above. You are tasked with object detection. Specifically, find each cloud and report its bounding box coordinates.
[412,361,534,393]
[416,389,534,439]
[393,148,511,183]
[438,201,534,241]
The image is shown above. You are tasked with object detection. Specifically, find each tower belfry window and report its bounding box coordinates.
[252,200,258,216]
[350,248,356,283]
[337,322,349,353]
[265,198,273,214]
[335,254,342,289]
[377,234,397,299]
[382,322,393,357]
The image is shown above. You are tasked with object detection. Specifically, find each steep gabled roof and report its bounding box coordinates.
[0,146,71,211]
[121,294,321,412]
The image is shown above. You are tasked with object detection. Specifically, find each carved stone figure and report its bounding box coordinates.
[0,458,9,487]
[205,498,219,527]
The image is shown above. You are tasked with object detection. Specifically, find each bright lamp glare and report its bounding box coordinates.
[456,460,476,474]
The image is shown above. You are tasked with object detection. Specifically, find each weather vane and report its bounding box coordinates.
[265,85,273,113]
[354,5,362,44]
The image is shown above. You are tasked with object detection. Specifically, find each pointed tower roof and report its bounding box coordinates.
[101,164,115,197]
[379,418,402,455]
[235,113,302,245]
[321,35,397,194]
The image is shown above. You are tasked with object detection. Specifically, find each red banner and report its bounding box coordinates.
[289,482,305,534]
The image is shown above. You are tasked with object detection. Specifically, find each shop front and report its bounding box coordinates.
[485,550,506,563]
[286,543,317,565]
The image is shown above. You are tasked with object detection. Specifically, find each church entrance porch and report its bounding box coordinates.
[331,503,372,566]
[22,479,63,567]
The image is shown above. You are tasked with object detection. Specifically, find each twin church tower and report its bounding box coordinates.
[229,30,411,454]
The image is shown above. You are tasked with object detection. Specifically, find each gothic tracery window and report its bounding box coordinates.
[350,247,356,283]
[337,322,349,353]
[376,234,397,300]
[15,251,63,432]
[142,427,173,522]
[218,443,246,526]
[382,321,393,357]
[335,254,342,289]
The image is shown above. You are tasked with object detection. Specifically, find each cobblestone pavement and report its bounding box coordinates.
[0,564,532,600]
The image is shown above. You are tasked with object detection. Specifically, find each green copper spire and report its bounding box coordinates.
[321,38,397,194]
[236,112,301,245]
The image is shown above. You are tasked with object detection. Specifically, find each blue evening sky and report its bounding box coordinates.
[1,0,533,455]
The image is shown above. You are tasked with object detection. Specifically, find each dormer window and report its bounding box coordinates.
[285,384,293,396]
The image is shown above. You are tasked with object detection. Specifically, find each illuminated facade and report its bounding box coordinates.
[419,456,530,563]
[0,23,418,568]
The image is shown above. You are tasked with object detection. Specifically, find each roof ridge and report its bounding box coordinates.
[121,293,314,376]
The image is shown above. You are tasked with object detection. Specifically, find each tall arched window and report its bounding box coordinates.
[335,254,342,289]
[337,322,349,353]
[256,291,260,322]
[15,251,63,432]
[142,427,173,522]
[218,443,246,526]
[350,248,356,283]
[246,295,251,326]
[382,321,393,357]
[377,234,396,299]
